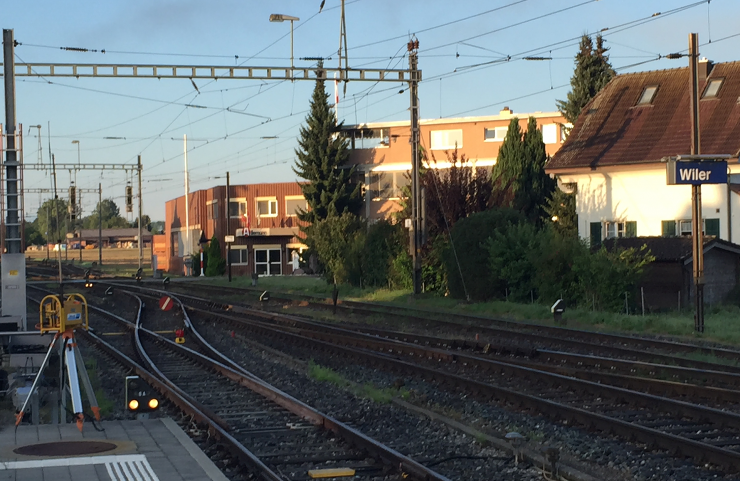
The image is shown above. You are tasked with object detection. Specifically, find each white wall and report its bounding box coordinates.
[559,166,739,242]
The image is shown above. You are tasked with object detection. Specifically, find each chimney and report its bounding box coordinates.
[698,57,714,81]
[500,106,513,116]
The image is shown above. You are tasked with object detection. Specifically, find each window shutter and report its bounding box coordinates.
[590,222,602,247]
[705,218,720,237]
[626,221,637,238]
[661,220,676,237]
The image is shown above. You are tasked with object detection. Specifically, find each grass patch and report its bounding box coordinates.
[307,360,405,404]
[85,359,115,416]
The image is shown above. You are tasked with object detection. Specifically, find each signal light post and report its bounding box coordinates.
[126,376,160,417]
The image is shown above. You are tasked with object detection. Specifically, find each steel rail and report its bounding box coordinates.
[123,280,740,376]
[130,290,453,481]
[172,300,740,472]
[24,290,284,481]
[27,286,452,481]
[180,281,740,364]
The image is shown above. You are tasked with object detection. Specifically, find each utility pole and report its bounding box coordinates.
[98,183,102,267]
[226,171,231,282]
[46,204,50,261]
[689,33,704,333]
[183,135,191,275]
[408,38,421,295]
[137,155,143,271]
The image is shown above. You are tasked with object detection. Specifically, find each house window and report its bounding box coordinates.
[228,246,248,265]
[636,85,658,105]
[542,124,557,144]
[255,247,281,275]
[256,198,278,217]
[343,128,390,149]
[483,127,508,142]
[228,199,247,218]
[430,129,463,150]
[605,221,625,239]
[702,78,723,99]
[207,200,218,220]
[285,197,307,217]
[591,221,636,246]
[662,219,720,237]
[369,171,410,199]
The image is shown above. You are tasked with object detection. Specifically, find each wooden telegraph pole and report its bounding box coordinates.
[688,33,704,333]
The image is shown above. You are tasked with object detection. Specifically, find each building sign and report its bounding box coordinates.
[224,235,235,243]
[666,160,728,185]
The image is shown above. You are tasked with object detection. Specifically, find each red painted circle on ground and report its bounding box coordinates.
[159,296,173,311]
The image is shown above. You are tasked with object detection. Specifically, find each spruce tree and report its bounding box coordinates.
[491,117,525,209]
[522,116,555,224]
[293,61,363,227]
[556,34,615,125]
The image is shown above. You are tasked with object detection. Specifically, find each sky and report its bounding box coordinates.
[5,0,740,222]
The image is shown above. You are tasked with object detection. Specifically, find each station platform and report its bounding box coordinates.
[0,418,229,481]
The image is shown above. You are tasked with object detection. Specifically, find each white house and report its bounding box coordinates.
[546,59,740,246]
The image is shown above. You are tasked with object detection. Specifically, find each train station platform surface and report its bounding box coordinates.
[0,418,229,481]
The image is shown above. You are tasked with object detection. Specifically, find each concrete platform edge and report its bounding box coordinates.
[161,417,229,481]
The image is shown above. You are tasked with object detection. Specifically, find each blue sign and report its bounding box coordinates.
[666,160,727,185]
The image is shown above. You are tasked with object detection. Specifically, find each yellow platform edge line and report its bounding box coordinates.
[307,467,356,478]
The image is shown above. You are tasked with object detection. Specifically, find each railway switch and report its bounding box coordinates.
[126,375,160,413]
[175,329,185,344]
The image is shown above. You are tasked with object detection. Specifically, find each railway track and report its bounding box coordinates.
[112,282,740,474]
[174,281,740,366]
[26,286,451,481]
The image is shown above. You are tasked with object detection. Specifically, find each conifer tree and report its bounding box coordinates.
[492,117,554,223]
[556,34,615,125]
[522,117,555,224]
[491,117,525,209]
[205,236,225,276]
[545,188,578,237]
[293,61,363,227]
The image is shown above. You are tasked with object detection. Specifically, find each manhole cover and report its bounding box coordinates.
[14,441,117,457]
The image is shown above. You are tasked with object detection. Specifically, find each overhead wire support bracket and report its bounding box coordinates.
[22,163,142,171]
[2,63,420,83]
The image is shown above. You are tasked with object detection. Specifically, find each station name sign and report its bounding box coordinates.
[666,160,727,185]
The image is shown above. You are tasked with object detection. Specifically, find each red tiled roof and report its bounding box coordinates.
[547,61,740,171]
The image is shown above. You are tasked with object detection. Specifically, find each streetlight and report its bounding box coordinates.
[269,14,300,71]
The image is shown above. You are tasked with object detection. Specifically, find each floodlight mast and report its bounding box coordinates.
[269,14,300,72]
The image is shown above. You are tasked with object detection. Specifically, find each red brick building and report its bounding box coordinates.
[164,182,307,276]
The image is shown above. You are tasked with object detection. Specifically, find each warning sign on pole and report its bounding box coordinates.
[159,296,173,311]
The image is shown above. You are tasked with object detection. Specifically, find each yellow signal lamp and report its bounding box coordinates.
[128,399,139,411]
[148,398,159,409]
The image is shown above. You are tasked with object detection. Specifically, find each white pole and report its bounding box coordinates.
[184,134,191,272]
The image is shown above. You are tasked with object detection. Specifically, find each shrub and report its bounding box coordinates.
[445,208,524,300]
